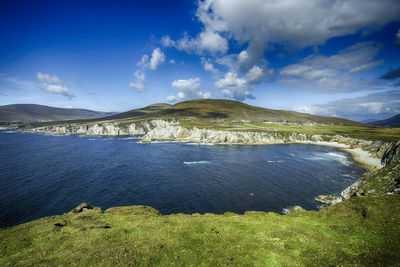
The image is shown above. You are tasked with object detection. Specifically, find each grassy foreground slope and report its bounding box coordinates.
[1,195,399,266]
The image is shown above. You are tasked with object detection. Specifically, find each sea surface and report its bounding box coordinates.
[0,130,364,227]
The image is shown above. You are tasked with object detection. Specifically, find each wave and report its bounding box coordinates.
[120,137,136,140]
[306,152,350,166]
[185,142,214,146]
[184,161,210,165]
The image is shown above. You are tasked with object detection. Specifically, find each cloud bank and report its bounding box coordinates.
[296,90,400,121]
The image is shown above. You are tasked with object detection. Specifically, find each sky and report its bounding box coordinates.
[1,0,400,122]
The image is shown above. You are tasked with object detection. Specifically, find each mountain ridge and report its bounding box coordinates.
[370,114,400,127]
[0,104,116,123]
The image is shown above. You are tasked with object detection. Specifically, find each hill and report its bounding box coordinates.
[370,114,400,127]
[102,103,171,120]
[153,99,366,126]
[0,104,116,123]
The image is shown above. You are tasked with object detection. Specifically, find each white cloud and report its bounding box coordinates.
[137,55,149,69]
[37,83,74,98]
[279,42,383,93]
[214,72,252,100]
[198,30,228,54]
[167,78,210,102]
[129,70,148,92]
[131,48,165,90]
[194,0,400,66]
[213,65,272,100]
[169,59,176,64]
[37,72,62,84]
[149,48,165,70]
[36,72,74,98]
[161,31,228,54]
[295,90,400,121]
[201,57,219,74]
[245,65,264,85]
[161,35,175,47]
[137,48,166,71]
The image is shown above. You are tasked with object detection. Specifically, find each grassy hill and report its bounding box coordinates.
[0,104,115,123]
[370,114,400,127]
[102,103,171,121]
[152,99,366,126]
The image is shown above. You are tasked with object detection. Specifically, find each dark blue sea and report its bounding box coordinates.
[0,130,364,227]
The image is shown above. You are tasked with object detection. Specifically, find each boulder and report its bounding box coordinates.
[288,206,305,213]
[72,203,94,213]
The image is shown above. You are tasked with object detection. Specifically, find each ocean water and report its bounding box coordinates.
[0,130,364,227]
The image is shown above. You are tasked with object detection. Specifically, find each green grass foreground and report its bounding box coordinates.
[1,195,399,266]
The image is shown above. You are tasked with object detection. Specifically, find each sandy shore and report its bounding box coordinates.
[299,140,383,169]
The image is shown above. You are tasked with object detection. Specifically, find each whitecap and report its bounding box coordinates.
[184,161,210,165]
[306,152,350,166]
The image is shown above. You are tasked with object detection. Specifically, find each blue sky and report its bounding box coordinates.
[1,0,400,121]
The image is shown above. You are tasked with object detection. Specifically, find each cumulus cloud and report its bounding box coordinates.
[137,48,166,70]
[213,65,273,100]
[36,72,74,98]
[129,70,148,92]
[149,48,166,70]
[161,31,228,54]
[295,90,400,121]
[195,0,400,67]
[201,57,219,74]
[279,42,383,93]
[131,48,166,91]
[166,78,210,102]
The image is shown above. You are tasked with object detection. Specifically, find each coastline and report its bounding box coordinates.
[297,140,383,170]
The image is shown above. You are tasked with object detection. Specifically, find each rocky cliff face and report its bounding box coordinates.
[27,119,399,164]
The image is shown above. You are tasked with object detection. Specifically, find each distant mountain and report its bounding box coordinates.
[0,104,116,123]
[370,114,400,127]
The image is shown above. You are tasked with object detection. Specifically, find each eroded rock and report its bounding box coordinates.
[72,203,94,213]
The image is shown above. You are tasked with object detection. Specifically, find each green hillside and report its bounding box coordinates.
[155,99,366,126]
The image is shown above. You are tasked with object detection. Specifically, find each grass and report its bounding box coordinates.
[177,118,400,141]
[1,195,399,266]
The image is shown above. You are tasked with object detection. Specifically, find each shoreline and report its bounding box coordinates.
[297,140,383,170]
